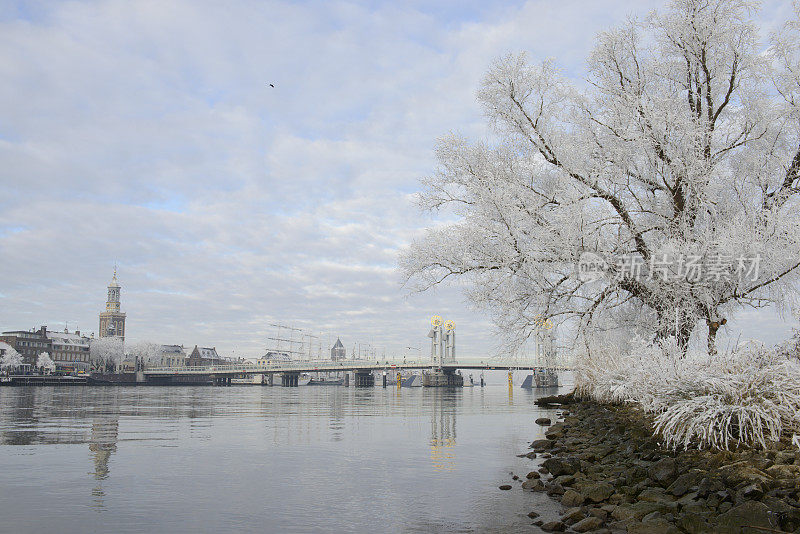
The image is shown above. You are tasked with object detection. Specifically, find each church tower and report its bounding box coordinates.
[99,268,126,341]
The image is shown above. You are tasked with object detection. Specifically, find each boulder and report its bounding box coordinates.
[714,501,778,534]
[627,518,680,534]
[648,458,677,485]
[546,423,567,439]
[637,487,674,503]
[734,482,764,503]
[561,489,585,507]
[526,471,540,479]
[540,520,566,532]
[676,512,710,534]
[716,462,770,487]
[572,516,603,532]
[543,457,581,476]
[498,484,512,490]
[560,507,585,525]
[584,482,615,503]
[531,439,555,451]
[536,417,552,426]
[765,463,800,480]
[522,478,545,492]
[667,470,704,497]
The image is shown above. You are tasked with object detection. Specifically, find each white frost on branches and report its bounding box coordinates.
[401,0,800,354]
[0,342,23,369]
[89,337,124,371]
[126,342,163,366]
[36,352,55,371]
[575,337,800,450]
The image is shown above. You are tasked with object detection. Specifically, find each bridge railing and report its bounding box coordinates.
[143,357,574,374]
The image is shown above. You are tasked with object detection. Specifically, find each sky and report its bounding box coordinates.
[0,0,797,360]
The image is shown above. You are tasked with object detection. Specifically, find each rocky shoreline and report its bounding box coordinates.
[506,395,800,533]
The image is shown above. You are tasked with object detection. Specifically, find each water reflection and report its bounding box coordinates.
[428,389,458,471]
[88,413,119,511]
[0,385,563,533]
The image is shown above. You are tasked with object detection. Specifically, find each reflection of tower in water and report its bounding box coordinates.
[88,413,119,511]
[429,391,458,471]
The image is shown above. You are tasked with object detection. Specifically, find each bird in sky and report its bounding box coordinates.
[268,83,274,88]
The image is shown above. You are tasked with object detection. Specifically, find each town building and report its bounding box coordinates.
[256,351,292,366]
[159,345,186,367]
[47,328,92,372]
[330,337,346,361]
[0,326,51,371]
[98,269,126,342]
[187,346,224,366]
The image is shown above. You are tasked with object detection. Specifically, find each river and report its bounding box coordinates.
[0,382,567,533]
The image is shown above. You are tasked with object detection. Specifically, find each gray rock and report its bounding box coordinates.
[536,417,552,425]
[774,451,797,465]
[527,511,540,519]
[637,487,674,503]
[765,463,800,480]
[676,512,710,534]
[714,501,778,533]
[572,516,603,532]
[560,507,585,525]
[545,423,567,439]
[667,470,704,497]
[584,482,615,503]
[697,476,725,498]
[531,439,555,451]
[498,484,512,490]
[735,482,764,503]
[526,471,540,479]
[627,518,680,534]
[561,489,585,507]
[716,462,770,487]
[522,478,545,491]
[648,458,677,485]
[540,520,566,532]
[543,457,581,476]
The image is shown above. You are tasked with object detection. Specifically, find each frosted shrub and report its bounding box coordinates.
[575,339,800,450]
[653,346,800,450]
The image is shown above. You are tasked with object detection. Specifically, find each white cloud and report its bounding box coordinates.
[0,0,794,358]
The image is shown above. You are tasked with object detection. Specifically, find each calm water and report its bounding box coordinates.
[0,383,567,533]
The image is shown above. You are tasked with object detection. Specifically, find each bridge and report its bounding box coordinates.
[143,356,573,386]
[142,317,573,386]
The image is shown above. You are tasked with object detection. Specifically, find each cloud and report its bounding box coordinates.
[0,0,794,358]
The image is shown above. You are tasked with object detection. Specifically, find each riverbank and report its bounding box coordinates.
[513,396,800,533]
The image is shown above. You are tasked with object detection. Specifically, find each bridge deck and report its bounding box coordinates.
[143,358,572,376]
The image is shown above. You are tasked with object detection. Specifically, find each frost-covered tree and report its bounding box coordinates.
[37,352,55,372]
[126,341,162,369]
[0,342,23,370]
[401,0,800,353]
[89,337,124,372]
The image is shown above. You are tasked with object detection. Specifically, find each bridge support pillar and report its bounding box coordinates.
[423,369,464,387]
[281,372,299,387]
[267,374,274,386]
[353,370,374,387]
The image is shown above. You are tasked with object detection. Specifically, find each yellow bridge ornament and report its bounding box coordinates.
[534,315,554,330]
[444,320,455,331]
[431,315,443,327]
